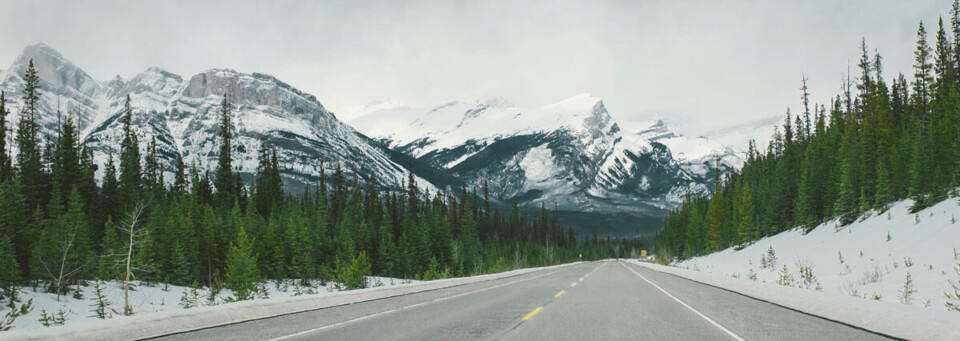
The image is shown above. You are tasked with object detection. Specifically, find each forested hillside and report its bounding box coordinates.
[655,1,960,260]
[0,60,633,320]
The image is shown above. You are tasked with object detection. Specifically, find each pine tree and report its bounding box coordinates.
[214,95,235,206]
[801,76,812,141]
[225,227,261,301]
[406,160,419,221]
[254,144,283,218]
[97,217,122,281]
[705,182,729,251]
[16,60,44,210]
[89,279,112,319]
[0,179,30,282]
[53,116,82,210]
[735,179,757,242]
[173,154,187,194]
[170,241,193,286]
[0,235,21,302]
[118,95,142,210]
[143,136,162,197]
[33,189,91,299]
[101,152,119,222]
[343,251,371,290]
[329,163,347,227]
[459,208,481,274]
[377,224,396,277]
[874,161,894,210]
[931,18,958,196]
[0,91,11,182]
[836,110,860,225]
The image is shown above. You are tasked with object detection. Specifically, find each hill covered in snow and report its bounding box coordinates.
[677,197,960,312]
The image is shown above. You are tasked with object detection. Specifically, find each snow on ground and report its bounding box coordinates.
[0,276,416,332]
[678,197,960,312]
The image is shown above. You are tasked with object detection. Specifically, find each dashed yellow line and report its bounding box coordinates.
[523,307,543,320]
[570,282,577,287]
[555,291,565,298]
[580,277,584,282]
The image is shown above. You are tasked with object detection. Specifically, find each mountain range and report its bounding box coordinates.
[348,96,776,235]
[0,43,775,236]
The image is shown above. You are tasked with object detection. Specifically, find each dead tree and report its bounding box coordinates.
[117,201,148,316]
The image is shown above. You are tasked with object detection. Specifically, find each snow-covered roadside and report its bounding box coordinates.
[0,276,416,333]
[630,260,960,341]
[676,198,960,311]
[634,196,960,340]
[1,263,578,341]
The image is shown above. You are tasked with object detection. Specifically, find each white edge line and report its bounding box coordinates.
[268,268,565,341]
[621,262,745,341]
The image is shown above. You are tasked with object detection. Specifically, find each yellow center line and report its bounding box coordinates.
[522,307,543,321]
[555,291,565,298]
[570,282,577,287]
[579,277,584,282]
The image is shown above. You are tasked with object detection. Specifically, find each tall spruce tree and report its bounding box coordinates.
[173,154,187,194]
[214,95,235,206]
[0,91,10,182]
[735,179,757,243]
[16,60,44,210]
[909,22,935,210]
[705,181,728,252]
[118,95,142,209]
[254,144,283,218]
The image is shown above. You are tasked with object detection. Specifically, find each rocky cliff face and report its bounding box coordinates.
[0,44,440,192]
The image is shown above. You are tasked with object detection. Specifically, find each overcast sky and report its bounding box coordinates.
[0,0,952,135]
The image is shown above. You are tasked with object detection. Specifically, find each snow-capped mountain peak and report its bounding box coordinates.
[1,44,443,194]
[347,94,759,232]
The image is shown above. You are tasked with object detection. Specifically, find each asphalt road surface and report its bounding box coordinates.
[152,261,892,341]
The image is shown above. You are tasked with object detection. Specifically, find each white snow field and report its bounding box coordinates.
[677,197,960,311]
[0,277,415,334]
[647,196,960,339]
[0,263,578,340]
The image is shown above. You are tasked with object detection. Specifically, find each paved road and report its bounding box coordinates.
[153,261,892,341]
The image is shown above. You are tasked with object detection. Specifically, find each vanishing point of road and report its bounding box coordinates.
[152,261,891,341]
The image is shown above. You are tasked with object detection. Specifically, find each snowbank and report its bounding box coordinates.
[678,198,960,310]
[637,196,960,340]
[1,263,577,341]
[631,260,960,341]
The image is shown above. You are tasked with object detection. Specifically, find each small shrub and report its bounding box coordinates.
[38,307,68,327]
[899,272,915,305]
[857,265,884,286]
[0,299,33,331]
[945,263,960,312]
[795,260,820,290]
[90,280,113,319]
[777,265,794,287]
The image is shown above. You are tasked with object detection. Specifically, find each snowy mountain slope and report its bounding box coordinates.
[678,197,960,312]
[0,44,440,192]
[349,95,772,235]
[1,44,102,136]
